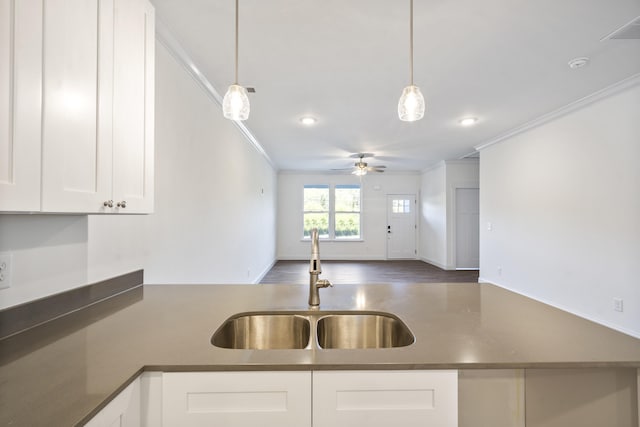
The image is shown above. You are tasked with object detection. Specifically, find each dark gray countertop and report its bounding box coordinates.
[1,282,640,425]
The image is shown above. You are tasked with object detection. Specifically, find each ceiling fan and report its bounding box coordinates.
[332,153,386,176]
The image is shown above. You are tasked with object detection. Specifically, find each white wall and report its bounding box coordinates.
[479,82,640,338]
[419,159,479,269]
[0,215,90,308]
[277,172,419,260]
[0,42,277,309]
[420,163,447,268]
[140,43,277,284]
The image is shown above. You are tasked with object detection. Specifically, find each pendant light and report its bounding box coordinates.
[223,0,250,121]
[398,0,425,122]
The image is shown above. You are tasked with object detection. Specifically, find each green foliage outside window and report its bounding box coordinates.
[335,213,360,237]
[335,186,360,239]
[303,213,329,238]
[303,184,360,239]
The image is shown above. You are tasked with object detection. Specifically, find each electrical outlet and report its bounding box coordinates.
[0,252,13,290]
[613,298,623,312]
[497,266,502,276]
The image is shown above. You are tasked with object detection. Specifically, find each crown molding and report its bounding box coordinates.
[155,19,276,169]
[475,72,640,152]
[421,160,446,174]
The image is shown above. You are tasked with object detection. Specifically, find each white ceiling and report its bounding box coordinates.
[151,0,640,172]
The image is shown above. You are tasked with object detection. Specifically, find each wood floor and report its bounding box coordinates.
[260,260,479,285]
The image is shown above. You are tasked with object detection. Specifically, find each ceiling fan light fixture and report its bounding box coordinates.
[398,0,425,122]
[223,0,250,121]
[352,168,367,176]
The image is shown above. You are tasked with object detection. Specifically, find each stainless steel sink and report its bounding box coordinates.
[211,311,414,350]
[211,312,311,349]
[316,312,415,349]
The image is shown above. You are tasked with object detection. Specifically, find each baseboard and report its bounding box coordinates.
[419,256,452,270]
[485,279,640,339]
[277,255,388,261]
[252,259,277,284]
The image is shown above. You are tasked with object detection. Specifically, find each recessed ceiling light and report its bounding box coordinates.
[300,116,317,125]
[459,117,478,127]
[568,57,590,69]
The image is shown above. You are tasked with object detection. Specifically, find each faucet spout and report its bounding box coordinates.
[308,228,332,307]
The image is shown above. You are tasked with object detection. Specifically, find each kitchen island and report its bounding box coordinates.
[1,281,639,425]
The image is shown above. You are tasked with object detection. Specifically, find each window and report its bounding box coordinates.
[334,184,360,239]
[303,184,361,239]
[303,185,329,238]
[392,199,411,213]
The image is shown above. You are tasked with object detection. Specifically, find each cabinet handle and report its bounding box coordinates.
[103,200,114,208]
[117,201,127,208]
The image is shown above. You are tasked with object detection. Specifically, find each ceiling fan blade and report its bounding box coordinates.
[331,168,355,171]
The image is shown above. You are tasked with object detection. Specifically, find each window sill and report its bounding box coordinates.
[300,238,364,242]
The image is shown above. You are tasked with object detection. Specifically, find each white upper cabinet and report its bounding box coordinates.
[0,0,43,211]
[41,0,114,212]
[112,0,154,213]
[1,0,154,214]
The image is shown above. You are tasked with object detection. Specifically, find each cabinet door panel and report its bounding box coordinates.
[41,0,112,213]
[163,371,311,427]
[112,0,154,213]
[0,0,42,211]
[313,370,458,427]
[85,377,141,427]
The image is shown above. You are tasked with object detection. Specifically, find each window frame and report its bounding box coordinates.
[302,183,362,241]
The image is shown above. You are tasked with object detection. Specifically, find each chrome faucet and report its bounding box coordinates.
[309,228,332,307]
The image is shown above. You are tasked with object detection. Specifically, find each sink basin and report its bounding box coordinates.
[316,312,415,349]
[211,312,311,349]
[211,310,414,350]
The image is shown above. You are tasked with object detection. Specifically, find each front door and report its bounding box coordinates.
[386,194,417,259]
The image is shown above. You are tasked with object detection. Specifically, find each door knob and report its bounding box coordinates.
[103,200,113,208]
[117,201,127,208]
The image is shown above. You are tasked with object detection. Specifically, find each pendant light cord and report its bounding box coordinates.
[409,0,414,85]
[235,0,239,84]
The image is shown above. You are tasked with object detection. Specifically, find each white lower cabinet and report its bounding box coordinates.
[313,370,458,427]
[162,371,312,427]
[85,377,141,427]
[87,370,458,427]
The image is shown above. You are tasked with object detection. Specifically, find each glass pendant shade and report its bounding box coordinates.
[222,84,250,121]
[398,85,425,122]
[352,168,367,176]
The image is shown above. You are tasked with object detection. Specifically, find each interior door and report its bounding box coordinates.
[455,188,479,269]
[386,194,417,259]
